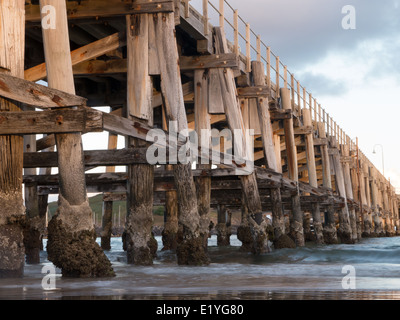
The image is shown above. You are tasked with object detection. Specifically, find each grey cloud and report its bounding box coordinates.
[222,0,400,68]
[295,72,348,96]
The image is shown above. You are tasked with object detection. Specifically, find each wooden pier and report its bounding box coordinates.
[0,0,398,277]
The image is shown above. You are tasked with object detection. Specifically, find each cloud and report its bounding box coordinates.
[294,72,348,96]
[214,0,400,68]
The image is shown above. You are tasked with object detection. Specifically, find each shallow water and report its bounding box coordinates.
[2,235,400,300]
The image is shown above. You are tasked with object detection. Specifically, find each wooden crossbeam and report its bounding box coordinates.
[73,59,127,77]
[0,108,102,135]
[24,168,333,197]
[275,125,313,136]
[25,32,126,82]
[24,148,149,168]
[25,0,174,23]
[180,53,239,70]
[237,86,270,98]
[103,191,344,208]
[0,73,87,108]
[269,109,292,120]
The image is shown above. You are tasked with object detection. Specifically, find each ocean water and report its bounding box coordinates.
[2,235,400,300]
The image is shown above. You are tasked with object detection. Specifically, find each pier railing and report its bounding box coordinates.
[184,0,395,193]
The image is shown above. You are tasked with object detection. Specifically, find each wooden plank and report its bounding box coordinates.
[237,86,270,98]
[275,126,313,136]
[73,59,127,77]
[148,13,161,75]
[26,0,174,22]
[0,73,86,109]
[270,109,292,120]
[106,131,119,173]
[23,148,148,168]
[25,32,126,82]
[0,108,103,135]
[102,111,149,140]
[126,14,152,121]
[208,69,225,114]
[248,98,261,135]
[180,53,239,70]
[252,61,277,171]
[36,134,55,152]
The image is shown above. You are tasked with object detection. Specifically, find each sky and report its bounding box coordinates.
[189,0,400,192]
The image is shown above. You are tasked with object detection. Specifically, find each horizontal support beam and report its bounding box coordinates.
[269,109,292,120]
[25,0,174,23]
[237,86,270,98]
[180,53,239,70]
[0,73,87,109]
[73,54,237,77]
[102,112,150,140]
[23,171,285,192]
[73,59,127,77]
[24,164,331,197]
[275,125,313,136]
[0,108,102,135]
[24,148,149,168]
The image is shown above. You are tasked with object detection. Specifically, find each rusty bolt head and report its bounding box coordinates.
[55,115,63,125]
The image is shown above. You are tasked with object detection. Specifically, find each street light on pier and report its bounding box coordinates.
[372,144,385,177]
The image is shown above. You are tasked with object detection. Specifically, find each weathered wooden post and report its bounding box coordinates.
[252,61,293,248]
[101,200,113,251]
[237,195,253,252]
[40,0,114,277]
[152,12,209,265]
[302,108,324,244]
[23,136,41,264]
[101,132,118,250]
[194,69,211,248]
[216,205,231,246]
[363,160,374,236]
[0,0,26,277]
[370,167,383,237]
[329,137,353,243]
[161,107,179,251]
[124,13,156,265]
[281,88,305,247]
[358,160,368,237]
[37,141,54,251]
[350,158,362,240]
[214,27,269,254]
[341,143,358,242]
[162,190,179,251]
[317,122,337,244]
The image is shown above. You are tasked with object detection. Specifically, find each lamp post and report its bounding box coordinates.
[373,144,384,177]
